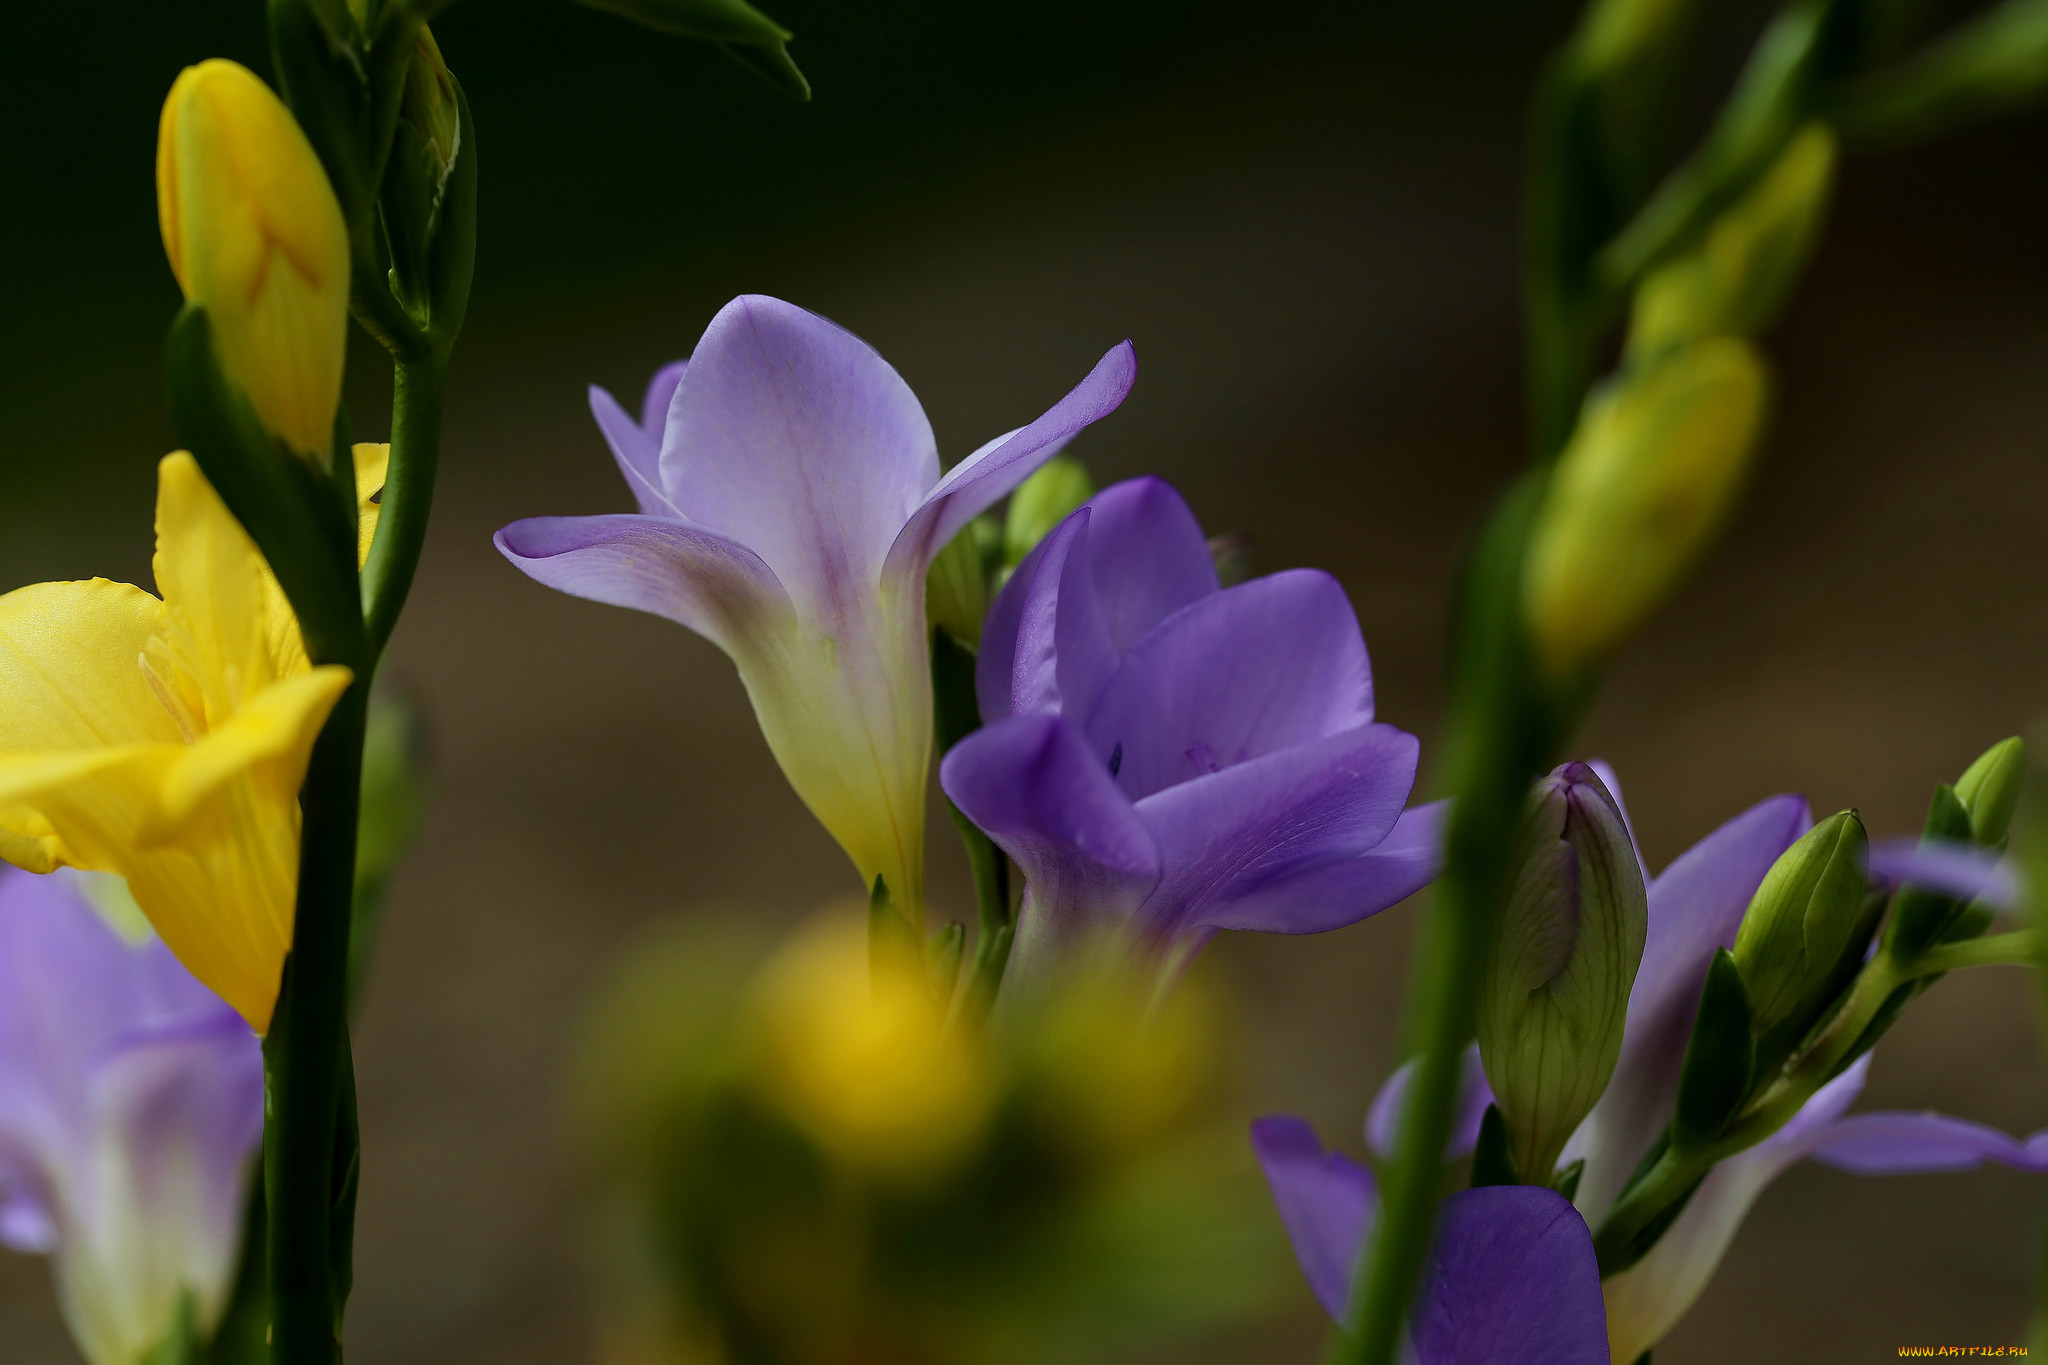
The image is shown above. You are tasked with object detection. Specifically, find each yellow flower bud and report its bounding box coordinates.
[1523,337,1769,679]
[157,59,350,460]
[1630,123,1837,357]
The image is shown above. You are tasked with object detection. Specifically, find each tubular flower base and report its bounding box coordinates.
[0,866,263,1365]
[0,449,385,1031]
[941,477,1443,995]
[497,295,1136,922]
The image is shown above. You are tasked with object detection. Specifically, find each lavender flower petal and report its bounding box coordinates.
[589,384,679,518]
[1365,1041,1496,1163]
[884,341,1137,581]
[938,713,1161,987]
[978,509,1094,723]
[1867,837,2018,910]
[1083,569,1375,801]
[1069,477,1218,659]
[1805,1112,2048,1175]
[639,358,689,434]
[658,295,939,612]
[495,514,792,653]
[1414,1186,1608,1365]
[1132,725,1421,939]
[1250,1115,1375,1321]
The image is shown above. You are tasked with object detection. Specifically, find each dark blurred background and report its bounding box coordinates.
[4,1,2047,1360]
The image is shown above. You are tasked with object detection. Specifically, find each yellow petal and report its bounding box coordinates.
[355,441,390,569]
[0,580,181,750]
[157,60,349,458]
[153,666,351,838]
[153,452,310,706]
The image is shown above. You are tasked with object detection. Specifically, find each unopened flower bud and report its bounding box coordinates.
[1629,123,1836,357]
[1003,456,1095,569]
[1955,736,2024,847]
[1479,762,1647,1182]
[157,60,349,461]
[382,28,462,311]
[926,517,998,648]
[1577,0,1692,76]
[1731,810,1868,1032]
[1522,337,1769,679]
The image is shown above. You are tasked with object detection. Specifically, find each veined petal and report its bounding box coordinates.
[939,713,1160,990]
[0,582,180,752]
[1602,1058,1868,1364]
[1203,796,1444,938]
[1131,723,1418,941]
[1085,570,1375,801]
[590,384,679,518]
[150,667,350,838]
[883,340,1137,583]
[495,514,794,655]
[1414,1186,1608,1365]
[1250,1115,1374,1321]
[1569,792,1810,1222]
[1365,1040,1495,1164]
[660,295,937,617]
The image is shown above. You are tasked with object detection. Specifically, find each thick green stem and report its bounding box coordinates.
[265,676,367,1365]
[362,356,446,658]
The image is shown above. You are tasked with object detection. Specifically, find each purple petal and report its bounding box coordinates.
[1569,792,1811,1222]
[495,514,792,654]
[659,296,938,615]
[977,508,1093,724]
[1250,1115,1375,1322]
[1413,1186,1608,1365]
[1867,837,2019,910]
[1069,477,1219,661]
[1083,570,1375,801]
[939,714,1161,989]
[1131,724,1419,943]
[1806,1111,2048,1175]
[589,384,679,518]
[640,359,689,436]
[1365,1039,1495,1163]
[1204,797,1444,936]
[883,340,1137,584]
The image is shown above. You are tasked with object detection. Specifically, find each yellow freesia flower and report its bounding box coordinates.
[0,447,387,1031]
[157,59,350,460]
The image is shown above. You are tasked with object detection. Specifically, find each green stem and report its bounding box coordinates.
[1907,930,2039,977]
[1338,480,1556,1364]
[928,627,1014,1022]
[265,676,368,1365]
[362,355,447,658]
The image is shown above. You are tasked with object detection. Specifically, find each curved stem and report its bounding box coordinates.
[362,355,446,658]
[1907,930,2039,978]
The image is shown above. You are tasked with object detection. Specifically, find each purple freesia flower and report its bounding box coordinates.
[497,296,1135,919]
[939,478,1444,993]
[1252,1115,1609,1363]
[0,866,263,1365]
[1312,770,2048,1363]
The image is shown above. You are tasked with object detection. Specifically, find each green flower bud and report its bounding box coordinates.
[1628,122,1836,357]
[1955,736,2025,846]
[575,0,810,100]
[1003,457,1095,570]
[1731,810,1869,1033]
[1479,762,1648,1182]
[381,27,463,314]
[926,517,999,649]
[1522,337,1770,680]
[1577,0,1693,76]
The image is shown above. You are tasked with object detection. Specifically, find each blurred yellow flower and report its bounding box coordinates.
[157,58,350,460]
[1523,337,1768,679]
[0,448,385,1031]
[751,914,991,1178]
